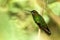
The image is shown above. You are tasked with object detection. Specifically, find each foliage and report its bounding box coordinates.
[0,0,60,40]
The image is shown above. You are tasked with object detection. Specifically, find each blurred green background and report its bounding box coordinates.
[0,0,60,40]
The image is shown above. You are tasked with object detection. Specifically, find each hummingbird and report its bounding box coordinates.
[30,10,51,35]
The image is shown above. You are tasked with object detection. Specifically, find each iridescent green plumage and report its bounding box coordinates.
[31,10,51,35]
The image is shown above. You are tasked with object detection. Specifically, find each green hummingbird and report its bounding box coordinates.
[30,10,51,35]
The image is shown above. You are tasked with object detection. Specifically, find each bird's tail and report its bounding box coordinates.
[37,23,51,35]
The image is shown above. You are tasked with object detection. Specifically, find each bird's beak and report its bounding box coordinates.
[24,10,34,15]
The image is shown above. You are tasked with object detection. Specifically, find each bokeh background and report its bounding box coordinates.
[0,0,60,40]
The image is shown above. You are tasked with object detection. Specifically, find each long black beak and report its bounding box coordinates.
[24,10,36,14]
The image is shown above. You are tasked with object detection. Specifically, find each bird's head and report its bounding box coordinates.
[30,10,39,16]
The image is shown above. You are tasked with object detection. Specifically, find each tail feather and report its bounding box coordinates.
[37,23,51,35]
